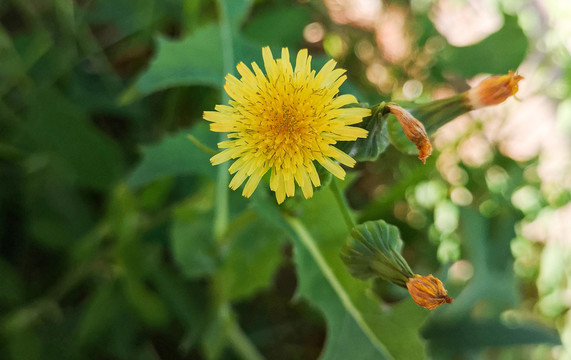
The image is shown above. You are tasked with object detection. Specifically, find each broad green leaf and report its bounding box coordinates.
[0,258,24,306]
[4,330,41,360]
[25,89,123,191]
[226,0,253,30]
[285,188,429,360]
[216,210,284,301]
[79,283,123,345]
[128,122,218,188]
[123,277,170,327]
[242,6,310,48]
[170,212,218,278]
[121,24,261,103]
[438,15,528,77]
[124,24,223,102]
[424,319,561,351]
[150,269,210,352]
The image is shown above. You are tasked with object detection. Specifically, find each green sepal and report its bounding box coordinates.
[337,102,390,162]
[340,220,414,287]
[406,95,470,133]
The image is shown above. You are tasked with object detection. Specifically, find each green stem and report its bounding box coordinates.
[210,3,263,360]
[213,0,234,242]
[330,178,355,231]
[225,310,265,360]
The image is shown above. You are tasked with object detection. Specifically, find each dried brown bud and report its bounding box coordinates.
[406,274,453,310]
[466,70,523,109]
[388,104,432,163]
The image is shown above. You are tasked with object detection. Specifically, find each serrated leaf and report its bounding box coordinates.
[216,211,283,301]
[439,15,528,77]
[129,122,217,188]
[121,24,262,103]
[285,188,429,360]
[127,25,223,102]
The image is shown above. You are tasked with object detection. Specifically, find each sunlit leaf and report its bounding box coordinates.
[121,24,261,103]
[282,188,429,360]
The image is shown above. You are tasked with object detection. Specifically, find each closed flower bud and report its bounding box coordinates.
[466,70,523,109]
[406,274,453,310]
[387,104,432,163]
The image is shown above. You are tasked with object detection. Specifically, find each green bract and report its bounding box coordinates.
[341,220,414,287]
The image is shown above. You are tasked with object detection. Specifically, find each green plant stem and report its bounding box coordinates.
[213,0,233,242]
[330,178,355,231]
[210,2,263,360]
[225,309,265,360]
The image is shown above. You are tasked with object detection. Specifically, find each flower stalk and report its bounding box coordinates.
[341,220,453,310]
[356,71,524,163]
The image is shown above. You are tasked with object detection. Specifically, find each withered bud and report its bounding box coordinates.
[406,274,453,310]
[388,104,432,163]
[466,70,524,109]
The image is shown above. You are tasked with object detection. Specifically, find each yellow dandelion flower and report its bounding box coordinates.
[204,47,370,204]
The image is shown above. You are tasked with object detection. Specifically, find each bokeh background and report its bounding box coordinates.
[1,0,571,359]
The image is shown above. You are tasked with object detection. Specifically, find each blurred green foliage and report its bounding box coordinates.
[1,0,569,359]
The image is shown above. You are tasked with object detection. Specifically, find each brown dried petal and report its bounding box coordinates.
[466,70,524,109]
[406,274,453,310]
[388,104,432,163]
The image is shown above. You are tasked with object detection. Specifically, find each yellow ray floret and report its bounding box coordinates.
[203,47,370,204]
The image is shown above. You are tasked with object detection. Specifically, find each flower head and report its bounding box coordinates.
[466,70,523,109]
[204,47,370,204]
[406,274,453,310]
